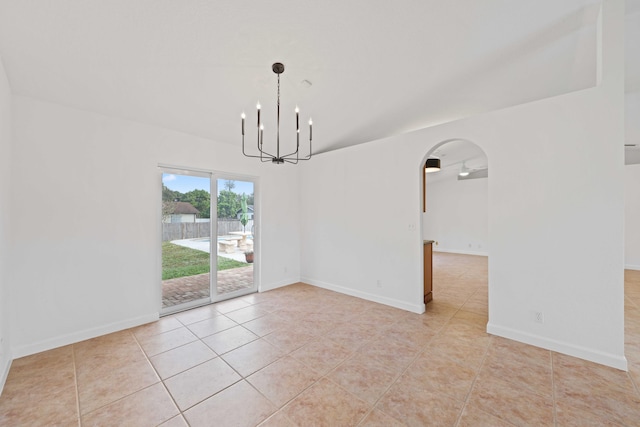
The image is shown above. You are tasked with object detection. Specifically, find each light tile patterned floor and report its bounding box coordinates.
[2,253,640,426]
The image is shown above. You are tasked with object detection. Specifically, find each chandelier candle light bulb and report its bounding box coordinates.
[241,62,313,164]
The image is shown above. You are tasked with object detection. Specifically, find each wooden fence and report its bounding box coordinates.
[162,219,254,241]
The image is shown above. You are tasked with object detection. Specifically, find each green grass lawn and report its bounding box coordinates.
[162,241,248,280]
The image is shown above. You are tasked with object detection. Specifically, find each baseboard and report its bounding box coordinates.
[487,322,628,371]
[259,277,301,293]
[301,277,425,314]
[11,312,159,359]
[625,264,640,271]
[0,351,12,397]
[433,248,489,257]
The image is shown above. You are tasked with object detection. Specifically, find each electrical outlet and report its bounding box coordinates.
[376,280,382,288]
[533,311,544,323]
[284,266,288,273]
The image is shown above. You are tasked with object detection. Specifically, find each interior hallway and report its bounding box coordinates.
[1,253,639,426]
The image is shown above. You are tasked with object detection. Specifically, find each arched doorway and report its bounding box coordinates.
[420,139,489,319]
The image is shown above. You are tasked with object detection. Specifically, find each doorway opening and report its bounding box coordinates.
[420,139,489,317]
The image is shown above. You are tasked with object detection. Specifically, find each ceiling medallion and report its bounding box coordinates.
[241,62,312,164]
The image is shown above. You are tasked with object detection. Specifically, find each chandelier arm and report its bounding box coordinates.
[242,133,278,160]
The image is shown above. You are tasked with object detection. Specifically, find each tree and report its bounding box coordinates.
[217,190,240,219]
[182,189,211,218]
[224,180,235,192]
[239,194,249,232]
[162,185,181,202]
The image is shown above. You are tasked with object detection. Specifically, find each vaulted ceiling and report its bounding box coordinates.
[0,0,637,156]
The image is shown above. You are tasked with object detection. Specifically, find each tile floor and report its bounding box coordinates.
[1,253,640,426]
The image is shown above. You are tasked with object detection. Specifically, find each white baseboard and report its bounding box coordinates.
[301,277,425,314]
[260,276,301,293]
[625,264,640,271]
[0,351,12,397]
[11,312,159,359]
[487,322,628,371]
[433,248,489,257]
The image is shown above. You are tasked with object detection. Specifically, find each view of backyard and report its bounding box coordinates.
[161,174,256,310]
[162,241,247,280]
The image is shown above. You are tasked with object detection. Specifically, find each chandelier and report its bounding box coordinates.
[242,62,312,164]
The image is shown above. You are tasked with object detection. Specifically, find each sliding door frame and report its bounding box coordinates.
[158,164,260,315]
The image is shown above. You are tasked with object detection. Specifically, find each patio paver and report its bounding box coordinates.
[162,266,254,308]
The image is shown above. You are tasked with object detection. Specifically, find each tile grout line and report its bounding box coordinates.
[130,329,185,424]
[551,350,558,427]
[71,344,81,426]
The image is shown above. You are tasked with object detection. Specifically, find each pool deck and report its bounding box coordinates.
[171,237,250,263]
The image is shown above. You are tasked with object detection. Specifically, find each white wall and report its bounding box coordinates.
[300,0,626,369]
[0,57,12,392]
[625,164,640,270]
[423,175,488,255]
[9,96,301,358]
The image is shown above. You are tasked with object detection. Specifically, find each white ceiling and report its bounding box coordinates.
[0,0,637,156]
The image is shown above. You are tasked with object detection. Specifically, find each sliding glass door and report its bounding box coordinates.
[160,168,258,315]
[161,170,213,314]
[215,177,256,298]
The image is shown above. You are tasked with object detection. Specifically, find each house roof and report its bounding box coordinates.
[236,206,255,214]
[168,202,199,215]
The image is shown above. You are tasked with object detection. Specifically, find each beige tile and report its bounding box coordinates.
[137,327,198,357]
[553,352,637,397]
[225,305,270,323]
[554,367,640,426]
[263,326,316,354]
[77,358,160,415]
[555,397,629,426]
[0,383,78,426]
[325,322,377,352]
[164,357,241,411]
[376,373,464,427]
[150,340,217,379]
[358,409,405,426]
[490,336,551,368]
[426,333,488,370]
[282,378,370,426]
[158,415,189,427]
[466,373,554,426]
[247,356,320,406]
[81,383,178,426]
[480,348,552,397]
[257,410,296,427]
[186,315,239,339]
[174,305,221,325]
[201,325,259,355]
[327,353,400,404]
[184,380,276,427]
[221,338,283,377]
[75,332,147,375]
[457,404,516,427]
[3,346,75,395]
[131,316,183,338]
[242,313,290,336]
[213,298,253,314]
[290,337,353,375]
[357,335,421,373]
[408,348,477,401]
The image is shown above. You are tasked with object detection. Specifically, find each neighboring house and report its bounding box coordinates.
[163,201,199,223]
[236,205,254,220]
